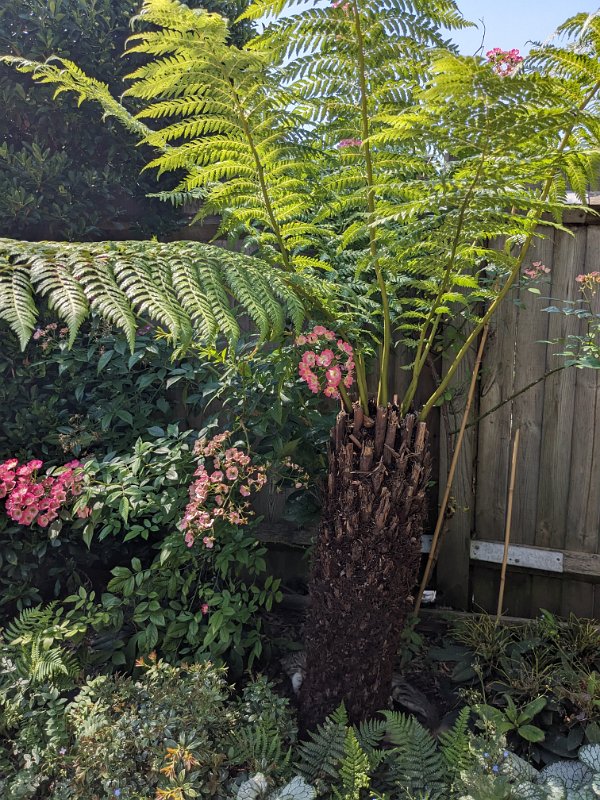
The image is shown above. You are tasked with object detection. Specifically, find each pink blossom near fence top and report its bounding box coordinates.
[486,48,524,77]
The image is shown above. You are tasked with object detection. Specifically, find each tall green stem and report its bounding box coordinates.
[401,148,488,414]
[420,80,600,421]
[352,0,391,406]
[354,350,370,410]
[232,89,292,272]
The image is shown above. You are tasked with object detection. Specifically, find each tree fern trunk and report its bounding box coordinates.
[299,405,431,730]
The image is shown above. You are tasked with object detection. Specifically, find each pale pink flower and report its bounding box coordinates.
[325,365,342,387]
[317,349,335,367]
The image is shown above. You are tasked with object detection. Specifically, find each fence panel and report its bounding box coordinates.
[441,217,600,618]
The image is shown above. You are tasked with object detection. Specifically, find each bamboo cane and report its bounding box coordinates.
[496,428,521,622]
[414,326,489,615]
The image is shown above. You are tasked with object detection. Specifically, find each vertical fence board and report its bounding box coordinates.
[436,330,478,610]
[471,266,517,611]
[533,229,585,615]
[562,226,600,618]
[507,231,554,616]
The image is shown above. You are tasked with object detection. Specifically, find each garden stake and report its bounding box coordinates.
[415,326,488,615]
[496,428,520,623]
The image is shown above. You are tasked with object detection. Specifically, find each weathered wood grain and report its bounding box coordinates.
[562,226,600,616]
[509,230,555,616]
[437,323,479,610]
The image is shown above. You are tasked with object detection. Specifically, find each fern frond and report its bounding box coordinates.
[296,704,349,781]
[0,239,307,351]
[438,707,474,783]
[333,729,371,800]
[381,711,446,800]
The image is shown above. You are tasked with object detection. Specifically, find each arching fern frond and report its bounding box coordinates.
[0,239,307,351]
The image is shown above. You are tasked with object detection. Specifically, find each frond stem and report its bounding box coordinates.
[401,116,489,414]
[231,87,292,272]
[420,78,600,420]
[352,0,391,407]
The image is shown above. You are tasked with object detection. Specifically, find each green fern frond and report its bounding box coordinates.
[0,239,307,351]
[333,729,371,800]
[381,711,446,800]
[3,604,82,686]
[230,721,291,776]
[296,704,349,781]
[438,707,474,782]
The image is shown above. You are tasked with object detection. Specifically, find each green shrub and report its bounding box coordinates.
[0,654,296,799]
[0,0,252,241]
[432,611,600,765]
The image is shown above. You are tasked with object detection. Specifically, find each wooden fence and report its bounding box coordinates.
[436,206,600,619]
[179,206,600,619]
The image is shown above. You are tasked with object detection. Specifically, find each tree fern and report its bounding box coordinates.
[1,1,599,414]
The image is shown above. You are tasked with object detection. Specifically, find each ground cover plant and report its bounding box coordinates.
[0,652,298,799]
[1,0,599,740]
[430,612,600,767]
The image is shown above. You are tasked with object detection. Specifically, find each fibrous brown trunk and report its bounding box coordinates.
[299,404,431,731]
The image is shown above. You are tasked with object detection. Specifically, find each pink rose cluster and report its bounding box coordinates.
[0,458,84,527]
[295,325,355,400]
[180,431,268,548]
[524,261,551,280]
[486,48,523,77]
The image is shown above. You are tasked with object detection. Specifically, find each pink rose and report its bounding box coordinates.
[325,365,342,387]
